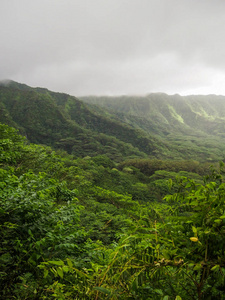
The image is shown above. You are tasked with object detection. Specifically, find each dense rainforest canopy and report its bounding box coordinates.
[1,81,225,299]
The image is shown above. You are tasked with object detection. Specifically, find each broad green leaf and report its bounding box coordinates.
[193,264,202,271]
[66,258,73,268]
[48,260,64,266]
[62,266,69,273]
[57,267,63,279]
[211,265,220,272]
[214,219,222,224]
[192,226,197,233]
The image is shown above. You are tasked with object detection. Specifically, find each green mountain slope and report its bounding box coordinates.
[0,81,171,160]
[81,94,225,161]
[80,94,225,134]
[2,80,225,162]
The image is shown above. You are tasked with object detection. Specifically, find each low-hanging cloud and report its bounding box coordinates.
[1,0,225,96]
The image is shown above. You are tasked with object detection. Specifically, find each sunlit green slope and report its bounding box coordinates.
[81,94,225,161]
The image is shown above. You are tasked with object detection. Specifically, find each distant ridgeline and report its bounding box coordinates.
[1,80,225,162]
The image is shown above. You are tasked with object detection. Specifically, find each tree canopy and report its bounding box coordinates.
[1,122,225,299]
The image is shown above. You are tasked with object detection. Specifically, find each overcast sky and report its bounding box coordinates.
[1,0,225,96]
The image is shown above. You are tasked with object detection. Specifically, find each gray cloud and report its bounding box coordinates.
[1,0,225,96]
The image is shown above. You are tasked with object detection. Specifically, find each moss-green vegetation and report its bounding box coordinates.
[1,123,225,299]
[1,81,225,298]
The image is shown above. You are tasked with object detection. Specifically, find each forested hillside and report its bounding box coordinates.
[1,81,225,299]
[81,94,225,162]
[2,80,225,162]
[0,81,165,161]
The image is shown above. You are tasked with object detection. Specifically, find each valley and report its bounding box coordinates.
[1,81,225,299]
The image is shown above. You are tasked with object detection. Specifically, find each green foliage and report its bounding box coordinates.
[0,168,90,298]
[0,123,25,164]
[76,168,225,299]
[119,159,211,177]
[1,121,225,299]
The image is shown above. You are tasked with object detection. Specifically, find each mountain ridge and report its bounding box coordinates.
[0,81,166,160]
[1,80,225,162]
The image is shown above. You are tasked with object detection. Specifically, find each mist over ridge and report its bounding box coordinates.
[1,79,225,163]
